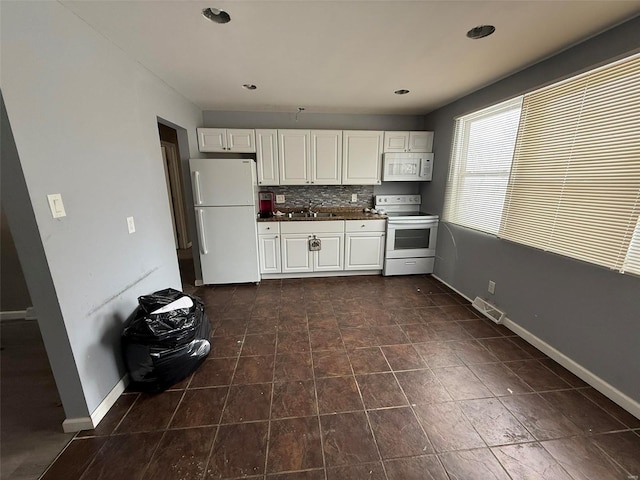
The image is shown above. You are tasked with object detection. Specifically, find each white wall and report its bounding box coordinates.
[1,1,203,425]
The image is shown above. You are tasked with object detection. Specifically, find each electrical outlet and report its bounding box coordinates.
[127,216,136,234]
[275,194,285,204]
[488,280,496,294]
[351,193,358,202]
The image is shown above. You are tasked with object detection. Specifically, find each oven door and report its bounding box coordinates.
[386,219,438,258]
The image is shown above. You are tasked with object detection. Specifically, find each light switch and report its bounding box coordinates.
[127,216,136,234]
[275,195,285,204]
[47,194,66,218]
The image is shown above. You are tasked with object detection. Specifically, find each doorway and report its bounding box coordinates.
[157,122,194,289]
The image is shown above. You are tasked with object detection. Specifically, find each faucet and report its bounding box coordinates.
[307,200,324,215]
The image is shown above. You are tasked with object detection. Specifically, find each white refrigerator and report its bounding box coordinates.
[189,158,260,284]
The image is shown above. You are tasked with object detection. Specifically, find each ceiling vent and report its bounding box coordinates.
[466,25,496,39]
[202,8,231,24]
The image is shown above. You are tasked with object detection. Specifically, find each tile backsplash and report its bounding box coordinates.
[262,185,374,209]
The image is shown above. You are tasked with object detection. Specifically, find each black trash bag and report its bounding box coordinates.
[122,288,211,392]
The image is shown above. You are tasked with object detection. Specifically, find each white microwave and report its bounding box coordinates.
[382,152,433,181]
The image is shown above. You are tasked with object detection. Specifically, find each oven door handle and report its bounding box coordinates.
[388,220,438,227]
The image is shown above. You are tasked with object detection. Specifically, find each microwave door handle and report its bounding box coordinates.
[420,158,427,177]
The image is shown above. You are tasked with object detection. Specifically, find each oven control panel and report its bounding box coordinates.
[375,195,421,205]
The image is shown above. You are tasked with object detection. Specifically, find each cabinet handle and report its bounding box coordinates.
[361,224,365,227]
[197,209,208,255]
[275,235,279,239]
[382,233,385,236]
[193,171,203,205]
[266,227,270,230]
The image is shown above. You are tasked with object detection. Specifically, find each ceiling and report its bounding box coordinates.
[61,1,640,115]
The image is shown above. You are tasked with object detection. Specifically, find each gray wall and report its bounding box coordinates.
[203,110,425,131]
[1,207,32,311]
[1,1,203,422]
[422,17,640,402]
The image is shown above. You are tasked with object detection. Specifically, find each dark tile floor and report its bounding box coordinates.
[42,275,640,480]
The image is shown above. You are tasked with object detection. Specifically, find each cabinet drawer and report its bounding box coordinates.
[281,220,345,234]
[257,222,280,235]
[345,219,386,233]
[383,257,435,276]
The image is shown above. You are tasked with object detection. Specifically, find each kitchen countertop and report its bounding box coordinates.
[257,207,387,222]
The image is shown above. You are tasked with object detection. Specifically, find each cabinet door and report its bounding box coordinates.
[256,129,279,185]
[311,130,342,185]
[258,234,281,274]
[281,234,313,273]
[197,128,226,152]
[278,130,311,185]
[383,131,409,152]
[342,131,384,185]
[408,131,434,152]
[344,233,385,270]
[227,129,256,153]
[314,234,344,271]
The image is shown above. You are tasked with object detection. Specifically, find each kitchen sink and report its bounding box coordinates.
[309,212,338,218]
[285,211,339,218]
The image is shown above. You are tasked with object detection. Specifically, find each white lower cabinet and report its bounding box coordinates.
[258,223,281,274]
[281,235,313,273]
[344,220,386,271]
[258,220,383,276]
[313,233,344,271]
[280,221,345,273]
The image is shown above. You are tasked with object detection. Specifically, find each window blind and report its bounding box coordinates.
[443,97,522,234]
[499,54,640,274]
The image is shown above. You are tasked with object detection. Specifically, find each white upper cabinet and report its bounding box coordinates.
[383,131,434,153]
[342,130,384,185]
[278,129,342,185]
[197,128,226,151]
[278,129,311,185]
[256,129,279,186]
[408,131,434,152]
[383,131,410,152]
[311,130,342,185]
[197,128,256,153]
[227,129,256,152]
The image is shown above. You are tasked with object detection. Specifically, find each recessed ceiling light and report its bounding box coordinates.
[242,84,257,90]
[467,25,495,39]
[202,7,231,24]
[394,89,410,95]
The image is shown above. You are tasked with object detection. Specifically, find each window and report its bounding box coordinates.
[443,97,522,234]
[443,53,640,275]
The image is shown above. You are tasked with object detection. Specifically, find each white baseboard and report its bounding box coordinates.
[432,275,640,421]
[62,416,94,433]
[503,317,640,420]
[62,374,129,433]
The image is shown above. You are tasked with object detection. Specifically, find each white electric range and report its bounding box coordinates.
[375,195,439,276]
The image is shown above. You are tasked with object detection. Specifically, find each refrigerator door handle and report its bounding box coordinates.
[196,208,208,255]
[193,171,203,205]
